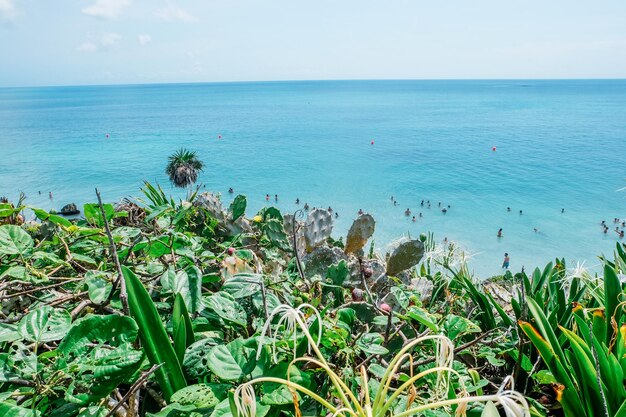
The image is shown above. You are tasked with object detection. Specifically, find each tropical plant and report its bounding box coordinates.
[165,148,204,188]
[232,304,530,417]
[521,249,626,417]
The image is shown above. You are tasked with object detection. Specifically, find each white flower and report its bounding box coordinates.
[256,304,322,362]
[233,383,257,417]
[495,377,530,417]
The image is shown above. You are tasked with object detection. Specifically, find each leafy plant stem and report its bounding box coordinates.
[97,188,129,314]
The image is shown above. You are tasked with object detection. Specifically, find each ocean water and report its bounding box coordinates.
[0,80,625,277]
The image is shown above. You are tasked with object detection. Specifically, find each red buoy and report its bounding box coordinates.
[371,140,375,145]
[492,146,496,151]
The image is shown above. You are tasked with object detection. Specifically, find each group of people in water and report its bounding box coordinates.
[601,219,625,238]
[388,196,451,223]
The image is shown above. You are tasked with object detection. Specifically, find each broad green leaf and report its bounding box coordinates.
[56,315,143,405]
[406,306,439,332]
[222,274,262,298]
[123,266,187,401]
[18,306,71,343]
[0,353,20,382]
[32,208,72,228]
[161,266,203,313]
[0,266,30,281]
[146,403,196,417]
[83,203,114,227]
[444,314,481,340]
[229,195,246,221]
[203,292,247,327]
[206,344,243,381]
[0,402,40,417]
[171,383,230,408]
[357,333,389,355]
[183,337,223,380]
[0,324,20,343]
[84,271,112,304]
[76,406,107,417]
[0,225,33,256]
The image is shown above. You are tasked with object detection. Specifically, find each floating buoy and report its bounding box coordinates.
[105,133,110,138]
[218,134,222,139]
[492,146,496,151]
[371,140,375,145]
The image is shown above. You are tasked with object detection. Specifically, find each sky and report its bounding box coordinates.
[1,0,626,87]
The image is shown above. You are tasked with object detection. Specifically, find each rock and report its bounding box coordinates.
[302,246,349,280]
[386,239,425,276]
[345,214,375,254]
[59,203,79,215]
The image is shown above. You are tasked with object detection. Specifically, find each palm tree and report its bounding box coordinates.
[165,148,204,188]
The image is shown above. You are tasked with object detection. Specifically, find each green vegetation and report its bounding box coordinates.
[1,175,625,417]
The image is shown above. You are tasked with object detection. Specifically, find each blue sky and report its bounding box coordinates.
[1,0,626,86]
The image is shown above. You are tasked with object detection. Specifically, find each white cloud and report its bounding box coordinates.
[137,33,152,45]
[155,3,196,22]
[0,0,19,22]
[76,33,121,53]
[76,42,98,53]
[82,0,130,19]
[100,32,121,46]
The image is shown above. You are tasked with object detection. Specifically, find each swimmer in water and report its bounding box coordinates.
[49,192,53,199]
[335,212,339,218]
[502,253,510,269]
[419,212,423,218]
[228,187,234,194]
[304,203,309,210]
[497,228,502,238]
[295,198,300,205]
[358,209,364,215]
[442,208,447,214]
[420,200,424,207]
[405,208,411,216]
[328,206,333,213]
[265,194,270,201]
[412,216,416,222]
[561,208,564,213]
[519,210,523,215]
[507,207,511,212]
[274,194,278,201]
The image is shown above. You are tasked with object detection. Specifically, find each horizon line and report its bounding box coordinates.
[2,77,626,90]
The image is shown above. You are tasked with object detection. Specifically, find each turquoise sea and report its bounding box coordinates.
[0,80,625,277]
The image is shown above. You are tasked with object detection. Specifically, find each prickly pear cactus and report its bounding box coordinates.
[194,192,225,221]
[386,239,425,276]
[304,208,333,252]
[194,192,251,235]
[345,214,375,254]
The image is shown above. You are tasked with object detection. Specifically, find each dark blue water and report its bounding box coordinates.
[1,80,625,276]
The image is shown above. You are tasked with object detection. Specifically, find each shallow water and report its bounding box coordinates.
[0,80,625,277]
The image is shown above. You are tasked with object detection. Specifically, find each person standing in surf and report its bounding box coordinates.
[502,253,510,269]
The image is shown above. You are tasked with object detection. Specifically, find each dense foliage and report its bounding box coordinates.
[0,184,625,417]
